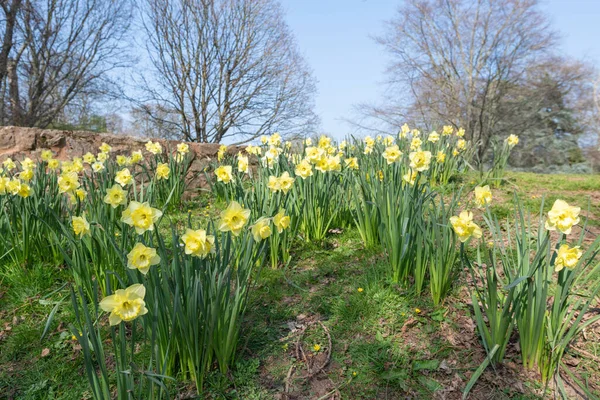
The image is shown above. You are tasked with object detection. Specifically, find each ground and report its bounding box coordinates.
[1,172,600,399]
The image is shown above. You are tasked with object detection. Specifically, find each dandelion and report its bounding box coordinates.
[357,287,364,293]
[415,308,421,314]
[313,344,321,352]
[127,243,160,275]
[99,284,148,326]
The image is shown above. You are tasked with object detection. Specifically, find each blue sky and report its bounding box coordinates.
[280,0,600,139]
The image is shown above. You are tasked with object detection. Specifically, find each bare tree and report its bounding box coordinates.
[138,0,317,143]
[0,0,133,127]
[357,0,556,160]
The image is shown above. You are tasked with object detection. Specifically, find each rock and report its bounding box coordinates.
[0,126,247,189]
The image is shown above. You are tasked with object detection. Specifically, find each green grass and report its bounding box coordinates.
[1,172,600,399]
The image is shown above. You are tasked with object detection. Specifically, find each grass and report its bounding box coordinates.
[1,172,600,399]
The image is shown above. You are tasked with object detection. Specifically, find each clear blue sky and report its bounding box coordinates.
[280,0,600,139]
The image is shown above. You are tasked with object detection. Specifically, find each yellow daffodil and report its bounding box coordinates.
[268,175,281,192]
[215,165,233,183]
[364,136,375,147]
[295,159,313,179]
[41,150,53,161]
[382,145,402,164]
[554,244,583,272]
[0,177,9,194]
[306,146,325,163]
[436,151,446,163]
[273,210,290,233]
[409,150,432,172]
[456,139,466,150]
[279,172,295,193]
[238,155,249,173]
[344,157,359,170]
[96,152,108,162]
[6,178,21,195]
[99,284,148,326]
[17,182,31,198]
[104,184,128,208]
[58,171,80,193]
[99,142,112,153]
[217,144,228,161]
[21,157,35,170]
[177,143,189,155]
[75,188,87,201]
[403,169,417,185]
[146,141,162,155]
[121,201,163,234]
[115,168,133,187]
[218,201,251,236]
[456,128,465,137]
[474,185,492,208]
[19,168,34,182]
[399,123,410,138]
[506,134,519,147]
[3,158,15,171]
[127,243,160,274]
[251,217,272,241]
[428,131,440,143]
[156,163,170,180]
[450,211,482,243]
[545,199,580,235]
[181,228,215,258]
[116,155,128,166]
[442,125,454,136]
[410,137,422,151]
[83,152,96,164]
[47,159,60,170]
[92,162,105,172]
[363,146,373,155]
[72,214,90,238]
[131,150,144,163]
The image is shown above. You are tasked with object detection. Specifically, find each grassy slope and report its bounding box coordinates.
[1,172,599,399]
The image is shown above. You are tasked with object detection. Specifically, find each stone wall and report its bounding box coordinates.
[0,126,244,188]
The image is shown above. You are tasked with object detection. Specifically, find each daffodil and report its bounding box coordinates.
[21,157,35,170]
[6,178,21,195]
[456,139,466,150]
[268,175,281,192]
[506,134,519,147]
[215,165,233,183]
[181,228,215,258]
[146,141,162,155]
[96,152,108,162]
[218,201,251,236]
[306,146,325,163]
[436,151,446,163]
[104,184,128,208]
[295,159,313,179]
[113,169,131,187]
[403,169,417,185]
[99,284,148,326]
[75,188,87,201]
[382,145,402,164]
[273,210,290,233]
[131,150,144,163]
[19,168,34,182]
[3,158,15,171]
[474,185,492,208]
[177,143,190,155]
[450,211,482,243]
[238,155,249,173]
[442,125,454,136]
[92,162,105,172]
[17,182,31,198]
[428,131,440,143]
[456,128,465,137]
[554,244,583,272]
[83,152,96,164]
[125,243,160,274]
[344,157,359,170]
[72,214,90,238]
[41,150,53,161]
[410,137,422,150]
[409,150,432,172]
[278,172,295,193]
[399,123,410,138]
[99,142,112,153]
[545,199,580,235]
[115,155,128,166]
[156,163,170,180]
[121,201,163,234]
[47,159,60,170]
[58,171,80,193]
